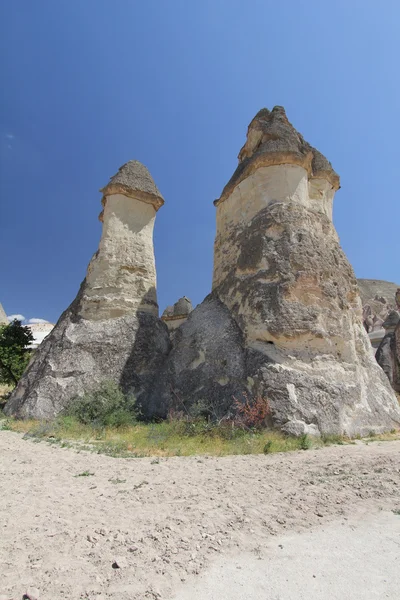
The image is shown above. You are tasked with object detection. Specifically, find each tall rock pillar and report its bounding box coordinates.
[82,161,163,320]
[5,161,170,419]
[212,107,400,436]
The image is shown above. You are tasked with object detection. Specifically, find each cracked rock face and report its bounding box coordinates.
[5,162,170,419]
[146,294,247,419]
[5,112,400,434]
[209,107,400,435]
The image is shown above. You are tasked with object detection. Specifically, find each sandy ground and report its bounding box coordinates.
[0,432,399,600]
[174,512,400,600]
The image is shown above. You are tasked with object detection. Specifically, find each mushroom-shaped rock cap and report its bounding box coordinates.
[215,106,339,205]
[100,160,164,213]
[162,297,193,320]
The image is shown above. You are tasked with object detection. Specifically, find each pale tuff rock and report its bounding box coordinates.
[210,106,400,435]
[0,302,8,325]
[5,162,170,419]
[161,297,193,333]
[5,111,400,434]
[216,106,340,208]
[83,161,164,320]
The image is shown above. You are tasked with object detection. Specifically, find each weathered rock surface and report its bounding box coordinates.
[208,106,400,435]
[147,294,246,419]
[5,111,400,435]
[161,297,193,334]
[358,279,400,338]
[5,162,170,419]
[376,310,400,392]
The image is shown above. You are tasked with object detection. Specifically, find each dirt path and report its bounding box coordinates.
[0,432,399,600]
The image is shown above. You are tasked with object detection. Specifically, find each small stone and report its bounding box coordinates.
[316,512,324,518]
[128,546,139,553]
[112,556,127,569]
[24,589,40,600]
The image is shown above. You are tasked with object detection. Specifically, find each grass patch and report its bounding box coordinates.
[2,414,399,458]
[0,415,364,457]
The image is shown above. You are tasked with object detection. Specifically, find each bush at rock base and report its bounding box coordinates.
[65,380,139,428]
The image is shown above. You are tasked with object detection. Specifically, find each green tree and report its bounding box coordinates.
[0,319,34,386]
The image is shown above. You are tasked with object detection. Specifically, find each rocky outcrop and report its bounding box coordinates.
[0,303,8,325]
[358,279,400,350]
[5,110,400,435]
[147,294,247,419]
[5,162,170,419]
[376,307,400,393]
[208,106,400,435]
[161,297,193,334]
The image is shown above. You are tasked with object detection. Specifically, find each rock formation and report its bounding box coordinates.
[376,292,400,392]
[357,279,400,351]
[5,109,400,435]
[161,297,193,334]
[5,161,170,419]
[0,303,8,325]
[154,107,400,435]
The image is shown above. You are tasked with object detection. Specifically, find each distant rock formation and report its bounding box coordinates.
[5,161,170,419]
[6,109,400,435]
[161,297,193,333]
[26,322,55,349]
[357,279,400,351]
[0,303,8,325]
[376,292,400,392]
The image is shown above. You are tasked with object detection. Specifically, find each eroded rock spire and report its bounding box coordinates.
[209,106,400,435]
[5,161,170,419]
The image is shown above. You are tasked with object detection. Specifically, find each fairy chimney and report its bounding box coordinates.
[81,161,164,319]
[5,161,170,419]
[211,106,400,435]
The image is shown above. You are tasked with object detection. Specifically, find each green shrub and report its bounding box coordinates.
[300,433,312,450]
[263,440,273,454]
[65,380,138,427]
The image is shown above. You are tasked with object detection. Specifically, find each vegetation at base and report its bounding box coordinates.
[64,380,139,428]
[3,414,398,458]
[1,380,399,458]
[0,320,33,387]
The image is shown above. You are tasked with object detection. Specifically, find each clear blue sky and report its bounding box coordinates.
[1,0,399,323]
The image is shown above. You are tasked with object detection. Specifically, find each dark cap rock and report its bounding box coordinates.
[99,161,164,220]
[162,297,193,320]
[216,106,339,205]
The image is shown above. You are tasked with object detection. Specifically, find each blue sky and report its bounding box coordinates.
[1,0,399,324]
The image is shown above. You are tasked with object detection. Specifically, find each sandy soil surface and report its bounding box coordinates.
[174,511,400,600]
[0,432,399,600]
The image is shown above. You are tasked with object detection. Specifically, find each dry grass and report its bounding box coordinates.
[2,415,398,458]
